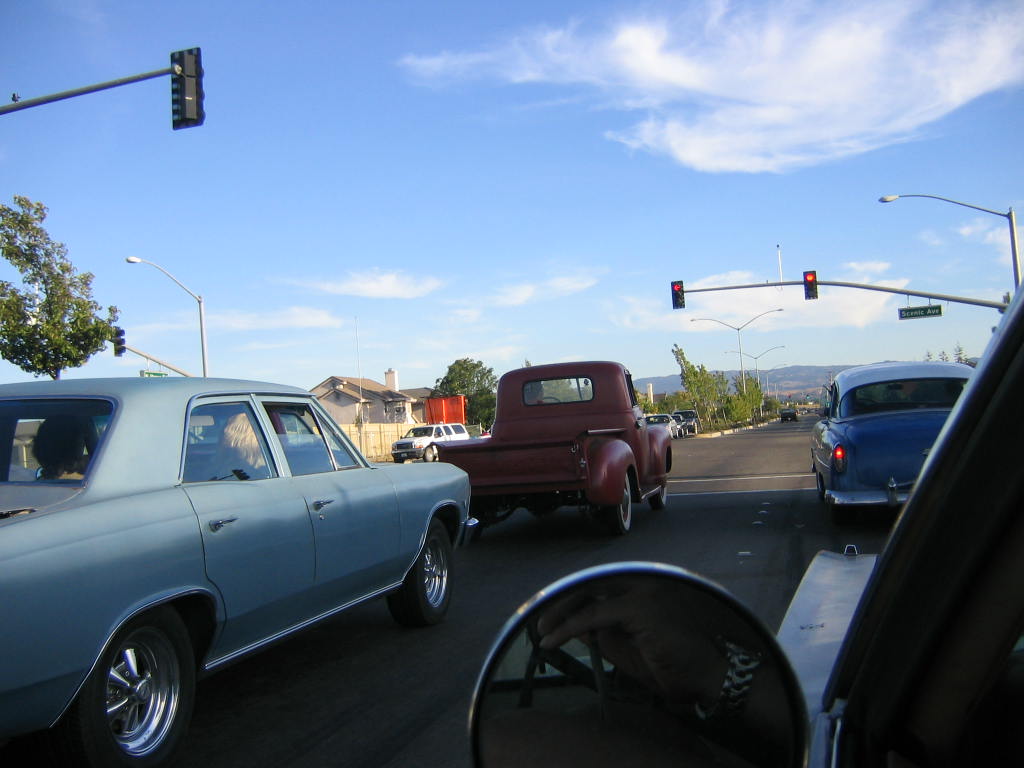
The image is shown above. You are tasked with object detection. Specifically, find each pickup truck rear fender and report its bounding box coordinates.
[645,425,672,481]
[584,438,636,507]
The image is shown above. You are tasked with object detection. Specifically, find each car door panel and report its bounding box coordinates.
[181,399,317,660]
[258,399,403,612]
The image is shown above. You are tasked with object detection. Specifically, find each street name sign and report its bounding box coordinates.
[898,305,943,320]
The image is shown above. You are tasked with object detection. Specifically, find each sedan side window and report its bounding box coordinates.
[184,402,273,482]
[262,402,335,476]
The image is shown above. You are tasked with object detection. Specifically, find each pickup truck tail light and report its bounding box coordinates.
[832,444,847,473]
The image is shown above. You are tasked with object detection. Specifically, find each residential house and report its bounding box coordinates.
[312,369,417,425]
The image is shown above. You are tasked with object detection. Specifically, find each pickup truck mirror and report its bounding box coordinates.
[470,563,807,768]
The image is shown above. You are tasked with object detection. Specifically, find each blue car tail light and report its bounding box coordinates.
[832,444,848,473]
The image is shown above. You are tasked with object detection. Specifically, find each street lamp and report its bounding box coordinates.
[691,308,784,394]
[879,193,1020,290]
[725,345,785,390]
[125,257,209,376]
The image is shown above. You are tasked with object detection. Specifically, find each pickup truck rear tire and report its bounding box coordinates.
[648,483,668,510]
[604,479,632,535]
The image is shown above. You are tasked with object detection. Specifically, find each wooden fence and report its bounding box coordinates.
[340,423,486,462]
[340,423,408,462]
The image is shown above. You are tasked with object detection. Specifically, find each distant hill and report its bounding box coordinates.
[634,364,865,400]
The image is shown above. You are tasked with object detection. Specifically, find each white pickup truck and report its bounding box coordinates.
[391,423,472,462]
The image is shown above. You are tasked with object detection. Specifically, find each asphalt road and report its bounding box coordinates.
[4,418,893,768]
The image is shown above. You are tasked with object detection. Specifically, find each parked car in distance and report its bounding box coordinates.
[780,407,798,422]
[0,377,473,767]
[811,360,972,517]
[673,409,701,435]
[392,422,472,462]
[645,412,680,438]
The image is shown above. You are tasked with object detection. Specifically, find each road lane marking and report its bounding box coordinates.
[670,473,814,483]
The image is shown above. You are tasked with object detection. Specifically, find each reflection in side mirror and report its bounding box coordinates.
[470,563,807,768]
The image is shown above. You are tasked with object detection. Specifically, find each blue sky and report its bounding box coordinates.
[2,0,1022,391]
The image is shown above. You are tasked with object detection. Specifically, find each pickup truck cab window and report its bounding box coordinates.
[522,376,594,405]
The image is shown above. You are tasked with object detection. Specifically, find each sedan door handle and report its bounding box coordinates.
[208,517,238,532]
[312,498,334,511]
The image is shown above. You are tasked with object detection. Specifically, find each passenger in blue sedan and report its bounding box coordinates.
[32,414,89,480]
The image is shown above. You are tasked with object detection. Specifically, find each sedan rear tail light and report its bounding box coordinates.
[832,444,847,473]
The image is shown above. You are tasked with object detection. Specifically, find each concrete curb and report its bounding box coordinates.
[690,421,774,439]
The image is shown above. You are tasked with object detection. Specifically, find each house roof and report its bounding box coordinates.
[401,387,432,401]
[311,376,414,404]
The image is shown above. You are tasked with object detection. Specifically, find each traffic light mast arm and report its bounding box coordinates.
[682,280,1007,310]
[122,345,196,377]
[0,66,175,116]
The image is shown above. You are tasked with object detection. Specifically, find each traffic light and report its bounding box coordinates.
[671,280,685,309]
[170,48,204,130]
[112,326,126,357]
[803,270,818,300]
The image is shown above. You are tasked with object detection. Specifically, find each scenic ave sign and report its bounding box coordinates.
[898,305,943,320]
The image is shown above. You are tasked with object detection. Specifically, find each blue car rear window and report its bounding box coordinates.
[840,378,967,417]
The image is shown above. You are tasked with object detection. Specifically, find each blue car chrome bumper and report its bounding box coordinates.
[826,477,912,507]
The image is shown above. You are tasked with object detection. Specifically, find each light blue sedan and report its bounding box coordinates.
[811,361,972,518]
[0,377,473,766]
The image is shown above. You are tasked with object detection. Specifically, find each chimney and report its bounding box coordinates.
[385,368,398,391]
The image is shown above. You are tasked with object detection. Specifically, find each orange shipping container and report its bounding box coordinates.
[425,395,467,424]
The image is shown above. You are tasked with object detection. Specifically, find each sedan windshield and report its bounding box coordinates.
[0,399,114,483]
[839,378,968,418]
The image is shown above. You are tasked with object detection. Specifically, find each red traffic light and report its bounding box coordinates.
[803,270,818,300]
[671,280,685,309]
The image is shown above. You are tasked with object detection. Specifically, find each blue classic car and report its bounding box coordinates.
[0,377,473,766]
[811,360,972,516]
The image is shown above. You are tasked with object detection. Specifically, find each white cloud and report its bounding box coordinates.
[212,307,344,331]
[843,261,891,275]
[918,230,944,247]
[494,284,537,306]
[451,308,482,323]
[401,1,1024,173]
[297,269,443,299]
[491,272,598,306]
[958,217,1013,265]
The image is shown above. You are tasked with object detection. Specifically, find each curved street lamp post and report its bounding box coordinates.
[691,309,784,395]
[126,257,209,376]
[879,193,1020,290]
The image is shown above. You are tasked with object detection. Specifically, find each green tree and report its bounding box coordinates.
[0,196,118,379]
[432,357,499,427]
[672,344,730,429]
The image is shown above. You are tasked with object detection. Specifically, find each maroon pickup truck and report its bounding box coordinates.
[436,361,672,535]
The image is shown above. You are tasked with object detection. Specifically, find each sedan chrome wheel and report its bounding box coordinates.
[106,626,182,756]
[387,519,453,626]
[54,607,195,766]
[421,530,450,609]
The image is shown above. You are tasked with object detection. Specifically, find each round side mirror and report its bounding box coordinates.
[470,562,807,768]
